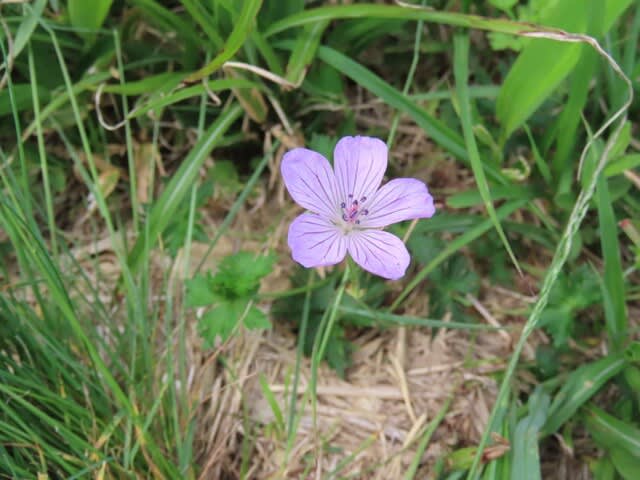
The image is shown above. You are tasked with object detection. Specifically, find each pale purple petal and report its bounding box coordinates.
[361,178,435,228]
[347,230,410,280]
[334,136,387,204]
[288,213,347,268]
[281,148,340,219]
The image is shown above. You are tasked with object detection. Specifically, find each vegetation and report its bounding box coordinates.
[0,0,639,478]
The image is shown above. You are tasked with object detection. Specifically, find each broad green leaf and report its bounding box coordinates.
[14,0,47,59]
[212,251,275,299]
[592,456,617,480]
[585,405,640,458]
[68,0,113,32]
[610,448,640,480]
[542,354,626,435]
[604,154,640,177]
[497,0,633,141]
[243,306,271,330]
[496,0,588,141]
[511,389,550,480]
[197,300,244,346]
[185,274,217,307]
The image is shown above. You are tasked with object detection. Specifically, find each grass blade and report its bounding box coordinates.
[127,102,243,273]
[285,20,329,86]
[453,33,521,275]
[584,404,640,457]
[185,0,264,82]
[542,354,626,436]
[315,45,467,160]
[597,174,627,350]
[510,389,550,480]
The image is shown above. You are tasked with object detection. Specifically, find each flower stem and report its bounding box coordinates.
[309,263,351,427]
[285,270,314,457]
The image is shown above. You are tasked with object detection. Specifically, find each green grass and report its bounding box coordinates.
[0,0,638,478]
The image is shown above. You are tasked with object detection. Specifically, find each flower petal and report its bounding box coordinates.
[288,213,347,268]
[281,148,340,219]
[347,230,410,280]
[361,178,435,228]
[334,136,387,203]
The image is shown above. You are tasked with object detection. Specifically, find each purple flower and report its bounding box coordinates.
[281,136,435,280]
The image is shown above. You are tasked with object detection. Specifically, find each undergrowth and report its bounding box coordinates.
[0,0,639,478]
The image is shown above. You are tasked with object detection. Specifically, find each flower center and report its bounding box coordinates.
[340,194,369,226]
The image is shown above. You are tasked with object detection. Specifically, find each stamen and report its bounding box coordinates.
[339,192,369,226]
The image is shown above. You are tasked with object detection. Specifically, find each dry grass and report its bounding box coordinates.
[187,270,543,479]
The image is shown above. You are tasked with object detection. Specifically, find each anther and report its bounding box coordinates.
[340,202,346,208]
[361,196,367,202]
[362,209,369,215]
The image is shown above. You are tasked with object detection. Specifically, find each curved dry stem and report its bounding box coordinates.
[222,61,298,90]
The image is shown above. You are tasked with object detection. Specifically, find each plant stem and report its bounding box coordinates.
[309,263,351,427]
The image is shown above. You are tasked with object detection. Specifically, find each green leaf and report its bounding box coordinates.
[625,342,640,364]
[496,0,588,141]
[185,0,264,82]
[510,388,550,480]
[585,404,640,458]
[0,84,50,116]
[307,134,338,163]
[14,0,47,60]
[542,354,626,435]
[212,251,276,299]
[314,45,467,161]
[497,0,632,141]
[68,0,113,32]
[610,447,640,480]
[604,154,640,177]
[285,20,330,85]
[431,254,480,296]
[489,0,518,10]
[197,299,244,347]
[538,306,573,347]
[243,305,271,331]
[185,273,217,307]
[453,33,521,275]
[597,175,627,350]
